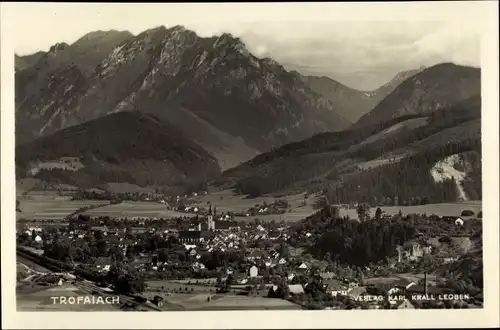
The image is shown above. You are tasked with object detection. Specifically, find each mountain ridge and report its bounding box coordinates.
[16,111,220,193]
[16,25,351,168]
[354,63,481,128]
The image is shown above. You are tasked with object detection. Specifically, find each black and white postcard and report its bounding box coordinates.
[1,1,499,329]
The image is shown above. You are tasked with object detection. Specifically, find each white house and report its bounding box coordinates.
[455,217,464,226]
[256,225,265,232]
[298,262,308,269]
[34,235,43,243]
[288,284,305,295]
[278,258,287,265]
[249,265,259,277]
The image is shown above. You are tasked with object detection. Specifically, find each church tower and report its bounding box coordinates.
[207,205,214,231]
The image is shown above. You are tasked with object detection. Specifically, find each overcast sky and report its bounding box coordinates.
[4,2,483,90]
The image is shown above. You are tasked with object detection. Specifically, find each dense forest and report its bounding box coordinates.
[323,138,481,205]
[290,206,482,268]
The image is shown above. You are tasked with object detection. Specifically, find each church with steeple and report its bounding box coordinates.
[207,205,216,231]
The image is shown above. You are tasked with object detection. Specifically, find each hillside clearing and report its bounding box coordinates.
[430,154,468,201]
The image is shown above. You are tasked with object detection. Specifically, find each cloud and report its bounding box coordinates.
[238,21,480,90]
[8,4,481,91]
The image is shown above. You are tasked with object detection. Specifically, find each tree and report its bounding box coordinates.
[125,246,134,260]
[158,249,169,263]
[96,239,108,257]
[278,243,290,258]
[356,203,371,221]
[225,274,234,289]
[109,246,124,263]
[93,230,104,241]
[375,207,383,221]
[109,266,146,295]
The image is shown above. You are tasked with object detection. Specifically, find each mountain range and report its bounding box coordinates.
[293,67,425,122]
[15,25,482,199]
[220,93,481,202]
[15,25,352,169]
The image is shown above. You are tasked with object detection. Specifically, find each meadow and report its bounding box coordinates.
[82,201,196,219]
[142,279,301,310]
[16,197,109,221]
[16,187,482,223]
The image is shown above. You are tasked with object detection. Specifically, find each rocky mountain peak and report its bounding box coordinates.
[48,42,69,54]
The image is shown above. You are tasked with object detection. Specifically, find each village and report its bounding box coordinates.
[16,197,484,310]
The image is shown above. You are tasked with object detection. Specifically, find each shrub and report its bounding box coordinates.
[461,210,475,217]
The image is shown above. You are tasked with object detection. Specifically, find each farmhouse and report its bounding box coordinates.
[249,265,259,277]
[297,262,308,270]
[288,284,305,295]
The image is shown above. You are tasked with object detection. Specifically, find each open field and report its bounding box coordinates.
[141,289,301,310]
[16,283,121,311]
[16,198,110,221]
[193,190,481,222]
[82,201,196,219]
[339,200,482,219]
[233,210,314,223]
[194,189,312,212]
[16,187,481,223]
[175,294,301,310]
[193,189,316,222]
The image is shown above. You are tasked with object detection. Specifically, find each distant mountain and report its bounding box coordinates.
[15,112,220,192]
[15,30,133,75]
[368,67,426,100]
[294,67,424,122]
[15,52,45,71]
[218,94,481,203]
[15,25,351,169]
[354,63,481,128]
[294,73,376,122]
